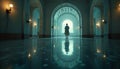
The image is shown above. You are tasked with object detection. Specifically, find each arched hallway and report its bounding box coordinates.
[0,0,120,69]
[51,3,82,37]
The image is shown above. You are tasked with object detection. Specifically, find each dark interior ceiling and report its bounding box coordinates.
[42,0,92,4]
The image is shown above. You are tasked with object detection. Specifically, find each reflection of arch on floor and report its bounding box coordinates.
[51,3,82,37]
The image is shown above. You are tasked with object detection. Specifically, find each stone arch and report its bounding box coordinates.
[30,0,43,37]
[51,3,82,37]
[90,0,109,37]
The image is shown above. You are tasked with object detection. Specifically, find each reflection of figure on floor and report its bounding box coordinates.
[64,24,69,38]
[64,38,69,54]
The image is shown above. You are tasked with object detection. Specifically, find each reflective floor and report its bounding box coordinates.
[0,37,120,69]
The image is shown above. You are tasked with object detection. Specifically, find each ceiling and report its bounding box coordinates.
[30,0,41,7]
[42,0,91,4]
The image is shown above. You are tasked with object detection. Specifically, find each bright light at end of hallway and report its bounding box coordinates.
[62,19,73,33]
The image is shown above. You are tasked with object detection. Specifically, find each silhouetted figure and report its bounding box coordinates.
[64,24,70,38]
[64,38,69,54]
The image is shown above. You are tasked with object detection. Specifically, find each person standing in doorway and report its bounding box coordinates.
[64,23,70,38]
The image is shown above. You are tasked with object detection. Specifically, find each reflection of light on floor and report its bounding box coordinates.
[62,40,73,56]
[103,54,106,58]
[33,49,36,53]
[96,49,101,53]
[28,53,31,58]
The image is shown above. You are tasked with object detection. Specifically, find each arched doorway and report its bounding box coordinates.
[51,3,82,37]
[29,0,43,37]
[93,7,102,36]
[32,8,40,36]
[90,0,109,37]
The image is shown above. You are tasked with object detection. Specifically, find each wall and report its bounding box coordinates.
[0,0,24,40]
[93,7,102,36]
[24,0,31,38]
[109,0,120,39]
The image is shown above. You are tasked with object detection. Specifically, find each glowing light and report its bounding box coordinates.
[62,19,73,33]
[103,54,106,58]
[6,3,14,14]
[96,22,100,27]
[118,4,120,11]
[9,4,13,8]
[29,19,32,22]
[102,19,104,23]
[28,53,31,58]
[33,49,36,53]
[119,4,120,7]
[33,22,37,27]
[118,8,120,11]
[96,49,101,53]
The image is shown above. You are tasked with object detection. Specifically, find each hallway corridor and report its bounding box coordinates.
[0,0,120,69]
[0,37,120,69]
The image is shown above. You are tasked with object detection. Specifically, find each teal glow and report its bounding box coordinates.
[93,7,102,36]
[53,37,81,68]
[51,3,82,37]
[32,8,40,36]
[62,19,73,33]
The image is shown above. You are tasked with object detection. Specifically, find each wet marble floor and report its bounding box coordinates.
[0,37,120,69]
